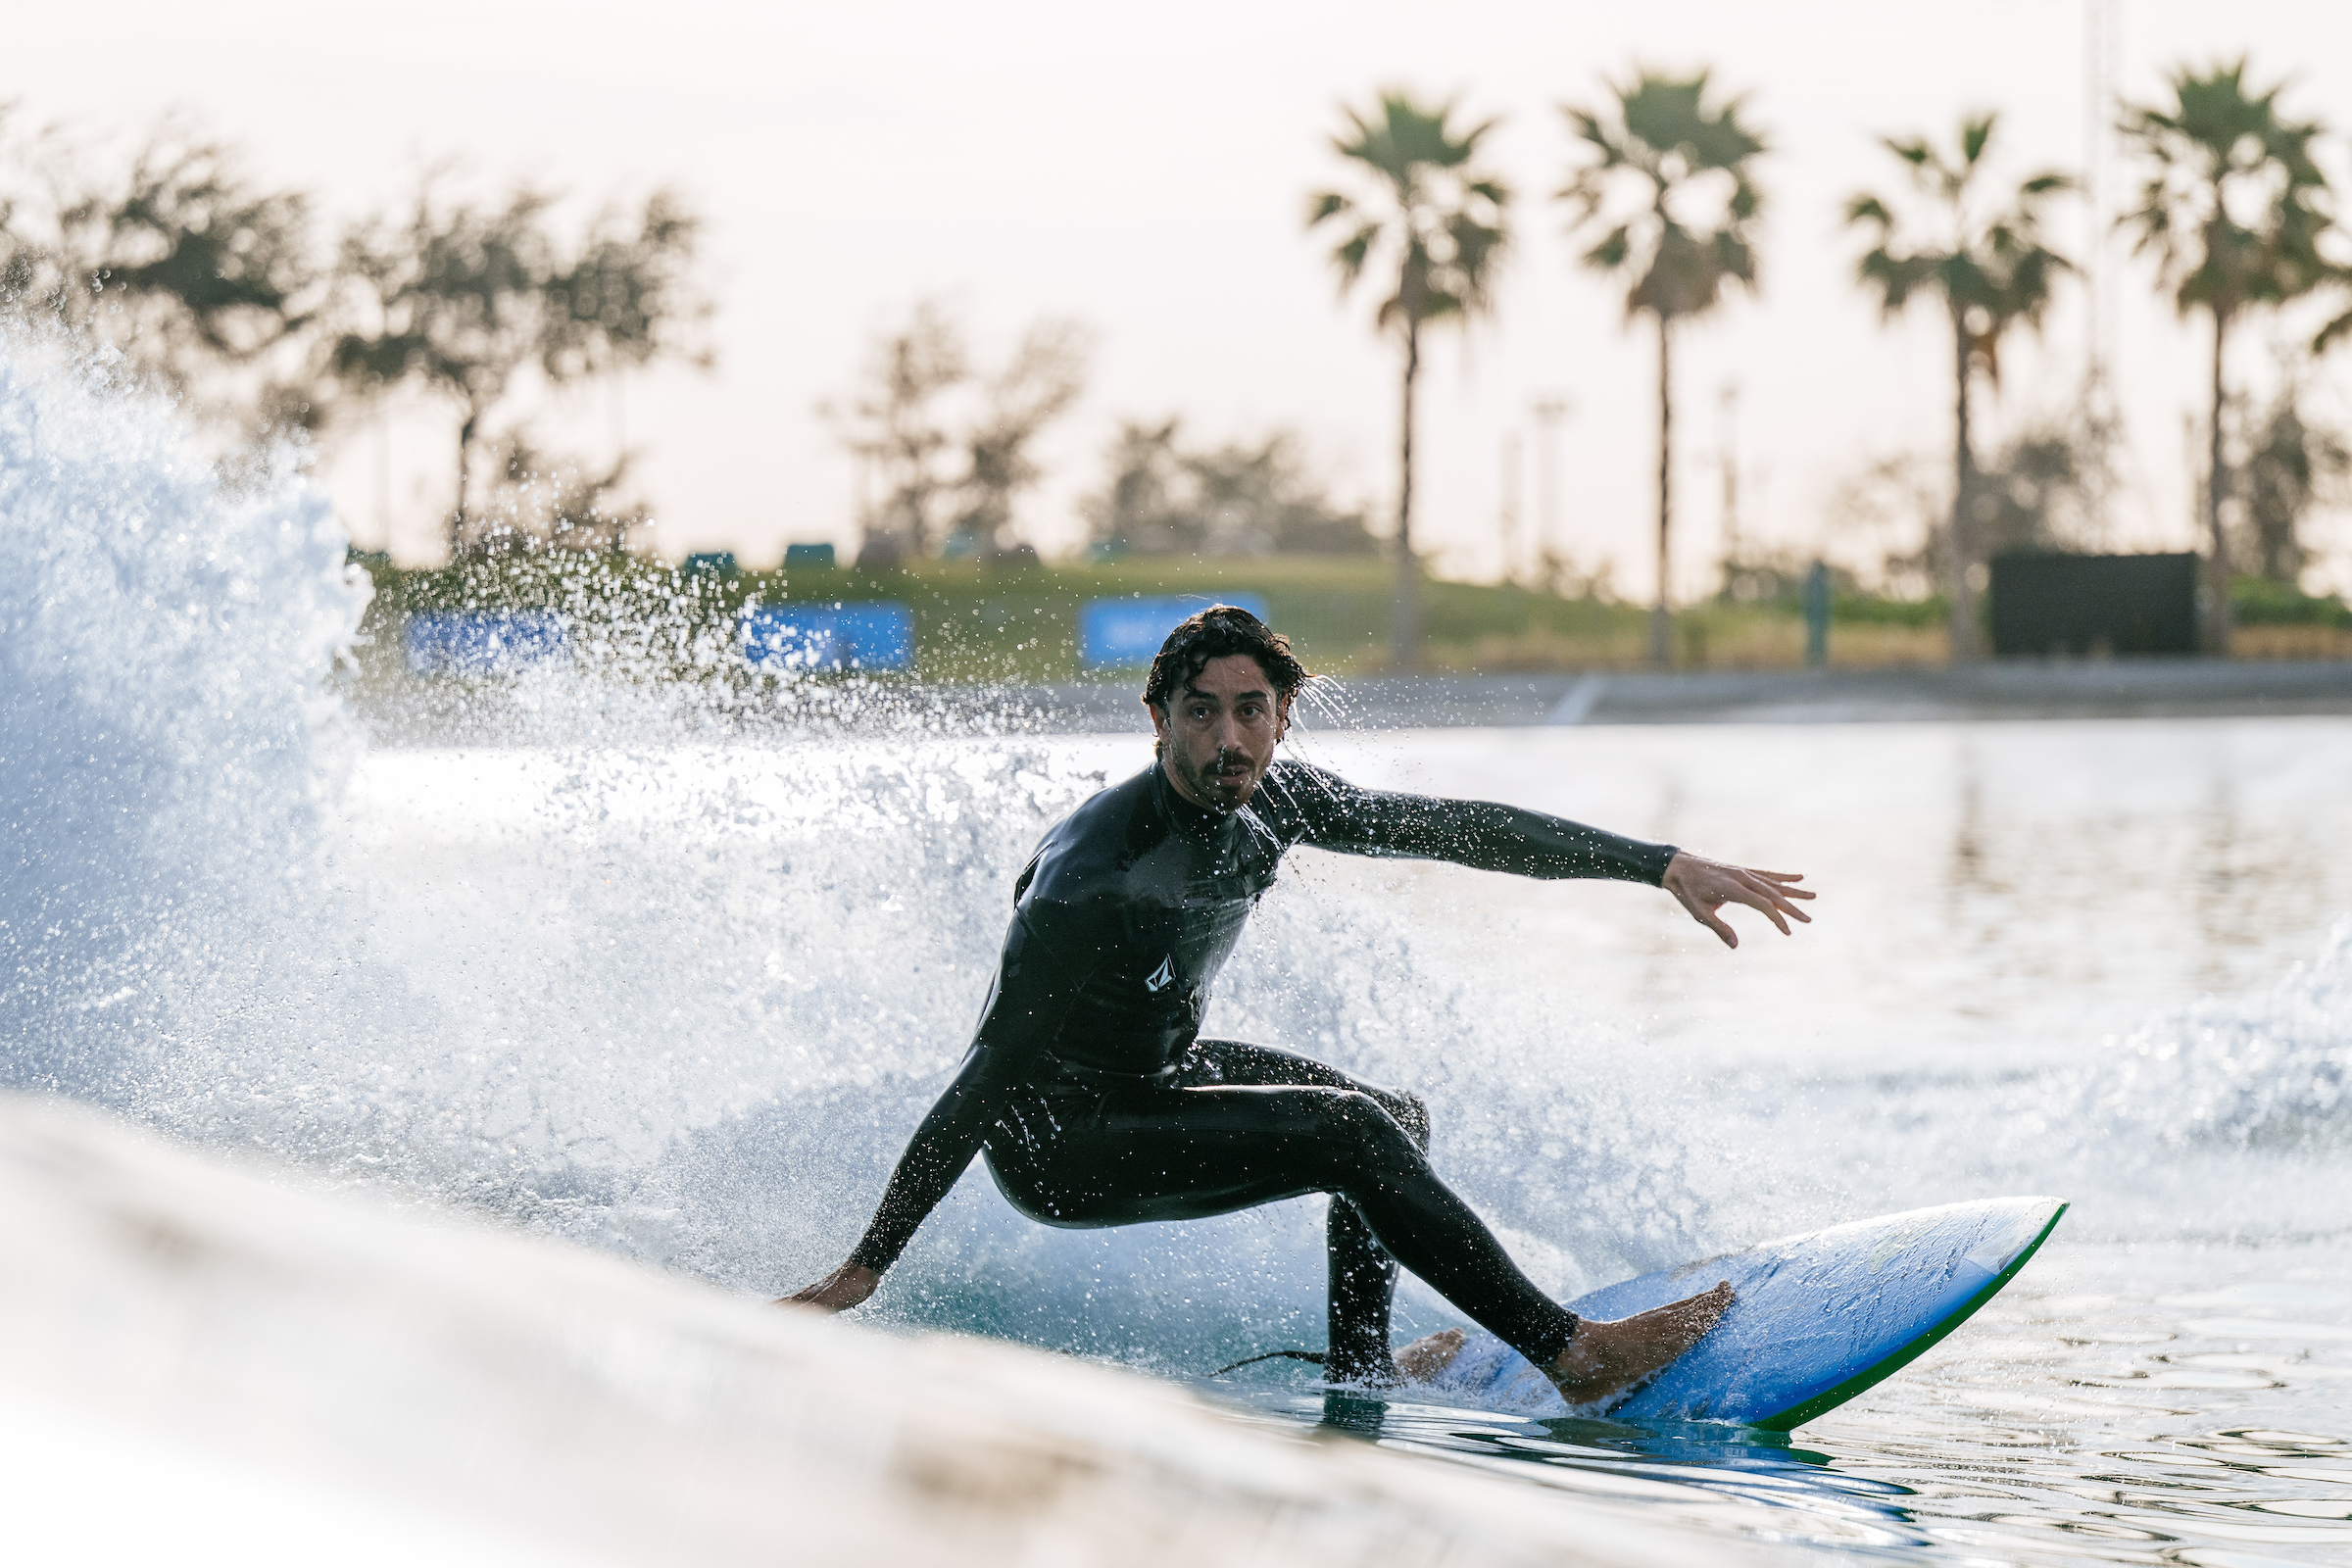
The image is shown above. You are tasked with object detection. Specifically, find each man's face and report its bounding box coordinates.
[1150,653,1290,811]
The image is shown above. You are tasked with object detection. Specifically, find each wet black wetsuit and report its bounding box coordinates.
[846,758,1678,1378]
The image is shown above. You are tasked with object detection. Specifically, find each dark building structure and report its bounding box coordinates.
[1988,553,2200,657]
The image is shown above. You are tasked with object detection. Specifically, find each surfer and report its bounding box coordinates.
[785,606,1811,1405]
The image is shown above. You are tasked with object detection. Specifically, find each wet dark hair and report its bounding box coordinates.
[1142,605,1312,716]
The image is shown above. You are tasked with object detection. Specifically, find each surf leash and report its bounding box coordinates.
[1209,1348,1326,1377]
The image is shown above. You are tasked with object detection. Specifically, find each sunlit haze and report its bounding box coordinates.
[11,0,2352,595]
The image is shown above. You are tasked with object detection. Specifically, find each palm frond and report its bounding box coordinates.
[2120,59,2335,317]
[1305,191,1350,226]
[1845,193,1896,230]
[1308,89,1513,341]
[1959,114,1996,168]
[1849,110,2074,372]
[1558,67,1769,326]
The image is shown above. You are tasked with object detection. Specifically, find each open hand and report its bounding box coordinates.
[777,1261,879,1313]
[1662,853,1814,950]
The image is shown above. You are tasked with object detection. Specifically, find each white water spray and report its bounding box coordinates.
[4,353,2347,1384]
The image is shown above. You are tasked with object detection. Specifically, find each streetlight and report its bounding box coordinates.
[1530,395,1571,588]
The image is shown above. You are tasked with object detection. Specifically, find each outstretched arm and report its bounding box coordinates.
[1260,761,1812,945]
[778,902,1099,1311]
[1261,761,1677,884]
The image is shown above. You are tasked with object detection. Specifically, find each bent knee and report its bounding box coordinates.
[1327,1090,1430,1166]
[1355,1085,1431,1151]
[1390,1089,1431,1151]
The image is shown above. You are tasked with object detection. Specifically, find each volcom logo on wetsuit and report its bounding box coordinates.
[1145,955,1176,993]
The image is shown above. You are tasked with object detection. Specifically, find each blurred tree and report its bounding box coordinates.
[1971,416,2118,572]
[467,429,653,555]
[2238,381,2350,584]
[1845,113,2072,662]
[1827,414,2114,614]
[950,318,1091,560]
[328,180,707,556]
[1189,432,1378,557]
[1826,453,1949,601]
[829,303,1088,564]
[832,301,968,563]
[1561,71,1766,666]
[1087,418,1187,555]
[1308,91,1509,668]
[0,111,321,430]
[2120,60,2330,653]
[1082,419,1375,557]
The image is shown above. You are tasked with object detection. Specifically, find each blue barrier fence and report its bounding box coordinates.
[740,602,915,671]
[405,612,567,676]
[407,597,1260,677]
[1076,594,1269,669]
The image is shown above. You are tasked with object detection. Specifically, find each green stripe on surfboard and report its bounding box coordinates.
[1754,1200,2069,1432]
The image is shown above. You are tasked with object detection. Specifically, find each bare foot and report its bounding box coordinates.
[776,1261,878,1313]
[1545,1280,1733,1408]
[1394,1327,1467,1383]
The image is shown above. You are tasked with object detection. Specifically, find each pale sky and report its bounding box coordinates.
[12,0,2352,596]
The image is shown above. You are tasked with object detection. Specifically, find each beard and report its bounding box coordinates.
[1177,745,1261,809]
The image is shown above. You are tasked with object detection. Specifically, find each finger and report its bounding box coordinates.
[1752,872,1819,904]
[1732,873,1812,923]
[1698,906,1738,949]
[1747,869,1806,884]
[1722,880,1795,934]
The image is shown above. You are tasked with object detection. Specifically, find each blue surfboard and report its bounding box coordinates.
[1411,1197,2067,1429]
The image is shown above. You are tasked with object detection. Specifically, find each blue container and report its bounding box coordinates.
[683,551,738,578]
[740,602,914,671]
[783,542,837,568]
[1076,594,1269,670]
[404,612,567,676]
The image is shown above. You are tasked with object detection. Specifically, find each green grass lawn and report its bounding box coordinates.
[354,553,1966,683]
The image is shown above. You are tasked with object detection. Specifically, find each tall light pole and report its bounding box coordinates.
[2082,0,2115,400]
[1717,381,1741,577]
[2079,0,2121,556]
[1498,429,1524,583]
[375,412,393,553]
[1530,395,1570,590]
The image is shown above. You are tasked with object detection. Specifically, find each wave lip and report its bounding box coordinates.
[0,1091,1752,1567]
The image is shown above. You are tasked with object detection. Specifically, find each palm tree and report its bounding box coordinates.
[1560,71,1766,666]
[1846,114,2072,662]
[1308,92,1509,669]
[2120,61,2330,654]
